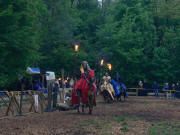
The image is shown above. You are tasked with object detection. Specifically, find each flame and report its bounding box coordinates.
[107,63,112,71]
[100,59,104,66]
[74,44,79,52]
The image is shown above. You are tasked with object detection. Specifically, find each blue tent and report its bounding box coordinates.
[26,67,40,74]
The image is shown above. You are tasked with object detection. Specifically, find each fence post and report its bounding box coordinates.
[17,83,24,116]
[47,81,53,112]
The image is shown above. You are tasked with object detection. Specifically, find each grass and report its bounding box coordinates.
[129,117,138,122]
[121,125,129,132]
[109,115,138,123]
[77,116,142,134]
[77,117,111,135]
[108,115,130,133]
[77,118,103,129]
[101,133,112,135]
[109,115,126,123]
[78,121,91,127]
[147,122,180,135]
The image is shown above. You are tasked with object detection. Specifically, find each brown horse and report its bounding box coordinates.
[76,77,96,114]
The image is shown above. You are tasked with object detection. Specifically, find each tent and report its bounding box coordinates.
[26,67,40,74]
[26,67,55,81]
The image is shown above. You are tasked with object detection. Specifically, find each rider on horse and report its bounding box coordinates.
[100,73,115,101]
[72,61,96,112]
[116,73,128,98]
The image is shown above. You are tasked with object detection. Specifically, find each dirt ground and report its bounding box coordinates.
[0,96,180,135]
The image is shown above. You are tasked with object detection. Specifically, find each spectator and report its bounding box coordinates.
[35,80,43,91]
[175,82,180,90]
[67,77,71,88]
[164,83,169,99]
[175,83,180,98]
[153,81,159,97]
[52,79,59,110]
[138,80,143,96]
[139,81,143,88]
[69,78,74,88]
[171,83,176,99]
[143,80,148,96]
[143,80,148,89]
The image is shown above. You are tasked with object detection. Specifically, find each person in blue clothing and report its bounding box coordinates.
[111,79,121,99]
[164,83,169,99]
[116,73,128,98]
[153,81,159,97]
[175,83,180,98]
[143,80,148,96]
[171,83,176,100]
[116,73,122,83]
[35,80,43,91]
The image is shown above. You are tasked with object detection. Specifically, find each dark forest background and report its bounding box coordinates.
[0,0,180,89]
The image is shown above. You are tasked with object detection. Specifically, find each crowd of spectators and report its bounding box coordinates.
[138,80,180,99]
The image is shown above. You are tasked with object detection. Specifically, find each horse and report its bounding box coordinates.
[100,78,115,103]
[101,89,114,103]
[75,76,96,114]
[111,80,127,102]
[116,85,126,101]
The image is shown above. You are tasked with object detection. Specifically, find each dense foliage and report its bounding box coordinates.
[0,0,179,88]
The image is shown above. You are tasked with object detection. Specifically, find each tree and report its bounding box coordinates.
[0,0,46,88]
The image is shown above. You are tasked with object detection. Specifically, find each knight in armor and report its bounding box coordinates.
[115,73,128,98]
[100,73,115,101]
[72,61,96,107]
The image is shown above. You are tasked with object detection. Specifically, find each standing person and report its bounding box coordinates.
[139,81,143,88]
[35,80,43,91]
[46,81,53,112]
[153,81,159,97]
[138,80,143,96]
[164,83,169,99]
[69,78,74,88]
[171,83,176,99]
[53,79,60,110]
[45,72,55,112]
[175,83,180,98]
[67,77,71,88]
[143,80,148,96]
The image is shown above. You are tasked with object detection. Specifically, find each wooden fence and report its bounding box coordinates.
[0,91,46,117]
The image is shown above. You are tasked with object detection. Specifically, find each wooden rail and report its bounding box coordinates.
[128,88,145,96]
[0,90,46,116]
[127,88,179,98]
[162,90,178,99]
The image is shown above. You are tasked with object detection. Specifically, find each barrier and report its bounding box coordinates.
[0,91,14,115]
[0,90,46,117]
[162,90,178,99]
[128,88,145,96]
[127,88,179,99]
[1,87,178,118]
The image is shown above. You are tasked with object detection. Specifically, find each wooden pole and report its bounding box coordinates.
[17,82,24,116]
[136,89,138,96]
[61,69,65,103]
[73,52,77,80]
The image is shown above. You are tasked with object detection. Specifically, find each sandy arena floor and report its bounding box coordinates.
[0,96,180,135]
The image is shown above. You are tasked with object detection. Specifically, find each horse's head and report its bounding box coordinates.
[90,77,95,84]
